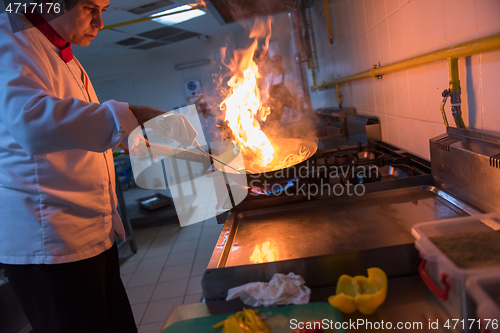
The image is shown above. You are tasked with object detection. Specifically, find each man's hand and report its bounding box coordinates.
[129,105,165,126]
[150,113,198,147]
[124,134,158,159]
[129,106,198,147]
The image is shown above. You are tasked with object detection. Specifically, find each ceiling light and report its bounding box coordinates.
[151,5,206,26]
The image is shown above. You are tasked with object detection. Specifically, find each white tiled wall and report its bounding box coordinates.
[308,0,500,159]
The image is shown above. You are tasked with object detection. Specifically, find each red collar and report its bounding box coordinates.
[23,9,73,63]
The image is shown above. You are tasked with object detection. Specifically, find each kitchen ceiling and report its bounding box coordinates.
[0,0,245,62]
[71,0,245,62]
[0,0,298,62]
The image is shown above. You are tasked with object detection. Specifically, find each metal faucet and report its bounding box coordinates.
[440,58,466,129]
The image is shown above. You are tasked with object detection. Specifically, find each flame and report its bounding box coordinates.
[250,241,277,263]
[188,0,207,8]
[220,19,275,167]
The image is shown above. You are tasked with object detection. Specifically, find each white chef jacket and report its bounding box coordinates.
[261,71,305,123]
[0,13,139,264]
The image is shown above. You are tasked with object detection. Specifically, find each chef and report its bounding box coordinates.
[0,0,197,332]
[261,43,306,135]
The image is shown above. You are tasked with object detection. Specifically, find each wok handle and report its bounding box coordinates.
[137,142,208,163]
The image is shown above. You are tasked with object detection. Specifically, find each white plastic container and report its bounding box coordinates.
[412,212,500,329]
[466,274,500,333]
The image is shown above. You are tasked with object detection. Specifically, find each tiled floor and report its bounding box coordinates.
[118,187,223,333]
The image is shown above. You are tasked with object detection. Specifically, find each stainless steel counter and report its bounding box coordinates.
[164,275,458,333]
[216,186,471,268]
[201,178,482,301]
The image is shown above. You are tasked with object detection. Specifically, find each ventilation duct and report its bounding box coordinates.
[115,37,145,46]
[131,42,168,50]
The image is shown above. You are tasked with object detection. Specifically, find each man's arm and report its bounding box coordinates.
[128,105,164,126]
[0,60,140,155]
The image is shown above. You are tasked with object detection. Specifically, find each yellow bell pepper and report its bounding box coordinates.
[328,267,388,315]
[213,308,270,333]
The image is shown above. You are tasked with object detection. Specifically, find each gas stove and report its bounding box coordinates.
[308,141,430,185]
[237,140,432,210]
[225,113,429,206]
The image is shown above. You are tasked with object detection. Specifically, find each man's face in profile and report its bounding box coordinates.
[50,0,109,46]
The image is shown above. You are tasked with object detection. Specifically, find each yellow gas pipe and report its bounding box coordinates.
[447,58,466,128]
[312,32,500,127]
[323,0,334,44]
[313,32,500,89]
[448,58,460,93]
[336,83,342,108]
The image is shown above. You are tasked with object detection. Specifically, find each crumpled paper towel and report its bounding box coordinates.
[226,272,311,307]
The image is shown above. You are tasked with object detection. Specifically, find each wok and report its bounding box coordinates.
[213,138,318,187]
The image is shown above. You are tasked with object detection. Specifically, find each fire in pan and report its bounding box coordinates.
[211,138,318,194]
